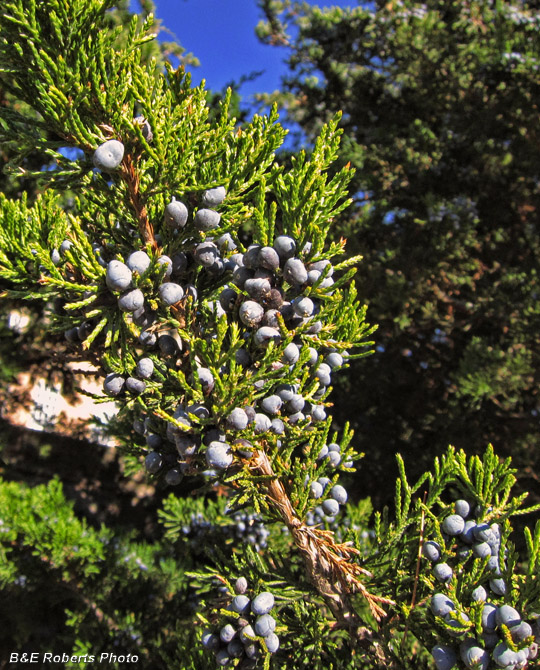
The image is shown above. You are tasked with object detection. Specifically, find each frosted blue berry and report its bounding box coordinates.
[261,395,282,415]
[253,326,281,348]
[231,595,251,614]
[106,260,132,291]
[288,411,305,424]
[264,633,280,654]
[205,442,233,469]
[472,542,491,559]
[201,630,219,651]
[489,578,507,596]
[286,394,305,414]
[146,433,162,449]
[64,326,79,342]
[271,418,285,434]
[93,139,124,171]
[194,208,221,231]
[442,514,465,536]
[157,255,173,277]
[460,641,489,670]
[460,520,477,544]
[282,342,300,364]
[219,288,238,312]
[275,383,297,402]
[433,563,453,583]
[216,233,236,252]
[164,199,188,229]
[227,640,243,659]
[239,300,264,327]
[327,450,341,467]
[308,259,333,275]
[215,649,230,666]
[234,577,248,594]
[455,499,470,518]
[103,372,125,396]
[293,296,314,317]
[158,331,182,356]
[126,377,146,395]
[322,499,340,516]
[510,621,532,642]
[473,523,492,543]
[127,250,151,274]
[171,251,188,275]
[60,239,73,255]
[493,642,520,668]
[283,257,308,285]
[227,408,249,430]
[251,592,274,616]
[202,185,226,207]
[431,644,457,670]
[136,357,154,379]
[310,405,326,422]
[244,277,271,301]
[144,451,162,474]
[331,485,348,505]
[253,413,272,434]
[139,329,157,347]
[314,363,332,387]
[310,481,323,499]
[320,277,335,290]
[254,614,276,637]
[471,585,487,602]
[496,605,521,628]
[258,246,280,271]
[306,347,319,366]
[51,248,61,265]
[232,266,254,288]
[239,624,256,643]
[118,288,144,312]
[307,269,321,285]
[318,445,330,460]
[325,352,343,369]
[431,594,455,617]
[186,403,210,420]
[235,348,251,367]
[273,235,296,260]
[159,282,184,305]
[445,611,470,636]
[165,468,182,485]
[220,624,236,644]
[243,244,261,269]
[481,603,498,632]
[196,367,215,393]
[422,541,441,562]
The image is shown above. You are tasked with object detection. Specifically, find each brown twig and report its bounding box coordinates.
[120,153,158,252]
[251,450,394,650]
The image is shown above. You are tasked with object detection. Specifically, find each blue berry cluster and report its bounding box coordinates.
[431,598,538,670]
[218,236,345,425]
[424,500,506,591]
[425,499,538,669]
[202,579,279,667]
[178,510,269,553]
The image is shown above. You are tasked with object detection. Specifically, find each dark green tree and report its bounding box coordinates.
[256,0,540,506]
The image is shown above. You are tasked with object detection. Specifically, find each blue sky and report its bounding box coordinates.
[131,1,356,100]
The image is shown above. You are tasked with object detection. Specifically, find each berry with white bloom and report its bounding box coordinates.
[93,139,124,171]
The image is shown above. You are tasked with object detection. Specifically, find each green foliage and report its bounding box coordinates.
[1,1,539,669]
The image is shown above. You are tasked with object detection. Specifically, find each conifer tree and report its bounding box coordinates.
[1,2,540,669]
